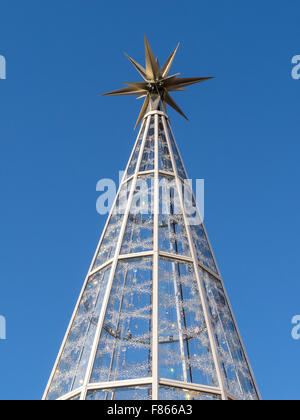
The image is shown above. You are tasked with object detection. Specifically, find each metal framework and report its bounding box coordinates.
[42,38,260,401]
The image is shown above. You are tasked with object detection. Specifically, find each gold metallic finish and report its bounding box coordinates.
[164,91,188,120]
[135,95,150,128]
[161,43,180,78]
[102,35,214,127]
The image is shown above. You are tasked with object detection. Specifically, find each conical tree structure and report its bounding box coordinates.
[43,38,260,401]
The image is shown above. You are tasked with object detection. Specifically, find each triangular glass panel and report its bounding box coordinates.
[190,223,218,275]
[159,386,221,400]
[121,175,153,254]
[158,117,173,172]
[165,119,187,179]
[139,117,155,172]
[93,180,132,271]
[177,178,218,275]
[158,176,190,257]
[90,257,153,383]
[126,121,147,178]
[45,265,111,400]
[158,258,218,387]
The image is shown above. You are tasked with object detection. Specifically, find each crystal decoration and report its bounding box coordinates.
[43,37,260,401]
[90,258,153,383]
[86,385,152,401]
[139,117,155,172]
[159,386,222,400]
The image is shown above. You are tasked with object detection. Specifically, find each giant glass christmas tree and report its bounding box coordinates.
[43,37,260,401]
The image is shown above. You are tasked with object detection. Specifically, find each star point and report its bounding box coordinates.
[102,36,214,128]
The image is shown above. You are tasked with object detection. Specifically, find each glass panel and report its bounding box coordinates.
[158,117,173,172]
[159,176,191,257]
[166,120,187,179]
[121,176,153,254]
[159,386,221,400]
[178,178,218,274]
[67,394,81,401]
[190,223,218,274]
[46,265,111,400]
[126,121,146,178]
[91,258,153,383]
[201,268,259,400]
[93,181,132,270]
[86,385,152,400]
[158,258,218,387]
[139,117,155,171]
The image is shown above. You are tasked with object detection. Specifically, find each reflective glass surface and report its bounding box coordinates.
[93,181,132,270]
[126,121,147,178]
[91,258,153,382]
[166,120,187,179]
[86,385,152,400]
[121,176,153,255]
[159,176,190,257]
[159,386,221,400]
[158,258,218,387]
[190,223,218,274]
[201,268,258,400]
[46,265,111,400]
[158,117,173,172]
[67,394,81,401]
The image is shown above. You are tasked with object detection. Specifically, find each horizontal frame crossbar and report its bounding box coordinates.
[89,251,222,282]
[57,378,222,400]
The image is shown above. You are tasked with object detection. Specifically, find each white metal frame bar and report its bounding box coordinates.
[152,113,159,400]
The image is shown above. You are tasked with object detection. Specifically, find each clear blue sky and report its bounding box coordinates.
[0,0,299,400]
